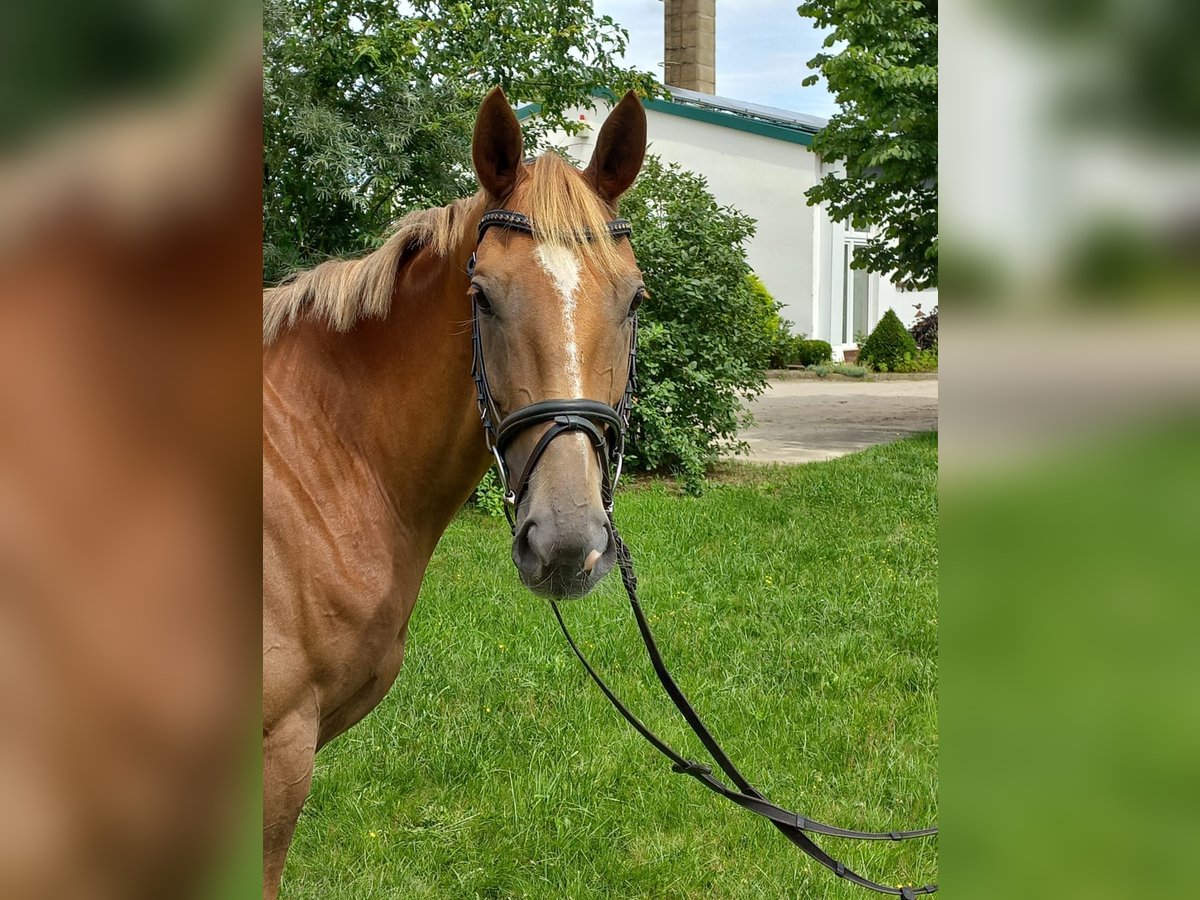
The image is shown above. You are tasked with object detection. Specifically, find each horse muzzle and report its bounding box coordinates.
[485,399,625,599]
[511,492,616,599]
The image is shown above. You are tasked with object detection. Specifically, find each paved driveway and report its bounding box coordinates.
[738,376,938,463]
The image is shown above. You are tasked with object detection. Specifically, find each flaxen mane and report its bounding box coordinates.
[262,193,485,343]
[263,153,625,344]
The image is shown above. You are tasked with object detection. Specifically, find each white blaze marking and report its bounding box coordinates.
[534,243,583,395]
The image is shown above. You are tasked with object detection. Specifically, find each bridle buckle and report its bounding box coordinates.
[490,443,517,507]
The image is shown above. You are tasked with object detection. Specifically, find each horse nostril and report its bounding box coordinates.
[582,549,603,573]
[513,520,549,572]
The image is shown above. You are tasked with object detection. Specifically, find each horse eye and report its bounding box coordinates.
[472,287,493,314]
[628,288,646,316]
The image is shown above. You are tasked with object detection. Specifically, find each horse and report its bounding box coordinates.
[262,87,648,897]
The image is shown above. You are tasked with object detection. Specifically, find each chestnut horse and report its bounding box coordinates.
[262,88,647,896]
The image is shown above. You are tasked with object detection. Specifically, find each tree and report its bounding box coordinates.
[620,155,772,490]
[798,0,937,290]
[263,0,660,282]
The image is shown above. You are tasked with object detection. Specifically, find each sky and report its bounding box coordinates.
[594,1,837,118]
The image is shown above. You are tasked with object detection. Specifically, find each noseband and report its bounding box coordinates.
[468,209,637,522]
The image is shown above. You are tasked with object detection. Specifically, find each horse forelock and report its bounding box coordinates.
[520,154,624,278]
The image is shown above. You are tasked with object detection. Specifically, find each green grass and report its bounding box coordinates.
[282,434,939,899]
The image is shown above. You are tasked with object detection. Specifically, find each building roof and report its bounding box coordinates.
[518,86,827,148]
[660,86,827,135]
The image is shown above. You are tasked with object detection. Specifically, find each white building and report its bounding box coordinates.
[527,88,936,359]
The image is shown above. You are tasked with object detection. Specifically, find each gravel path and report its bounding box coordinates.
[738,377,938,463]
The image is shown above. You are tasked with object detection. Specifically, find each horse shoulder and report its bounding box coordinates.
[263,399,418,731]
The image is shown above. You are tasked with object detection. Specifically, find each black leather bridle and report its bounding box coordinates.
[468,209,938,897]
[469,209,637,521]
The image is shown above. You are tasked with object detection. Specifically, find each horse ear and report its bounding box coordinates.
[585,91,647,204]
[472,87,525,199]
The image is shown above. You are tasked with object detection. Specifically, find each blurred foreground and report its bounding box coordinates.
[943,2,1199,897]
[0,4,261,898]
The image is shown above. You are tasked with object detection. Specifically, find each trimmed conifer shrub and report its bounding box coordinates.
[859,309,918,372]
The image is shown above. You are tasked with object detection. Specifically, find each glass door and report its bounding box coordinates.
[843,240,870,343]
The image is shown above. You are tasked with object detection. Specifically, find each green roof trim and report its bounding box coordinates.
[517,91,817,146]
[642,96,814,146]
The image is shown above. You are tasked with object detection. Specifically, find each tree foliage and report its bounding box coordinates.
[621,156,772,490]
[263,0,660,282]
[798,0,937,290]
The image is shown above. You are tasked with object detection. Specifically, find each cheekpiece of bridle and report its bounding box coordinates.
[469,209,637,525]
[468,208,937,897]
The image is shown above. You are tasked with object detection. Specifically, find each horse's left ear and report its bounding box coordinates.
[585,91,647,204]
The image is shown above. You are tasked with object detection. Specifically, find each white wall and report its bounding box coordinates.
[547,101,937,348]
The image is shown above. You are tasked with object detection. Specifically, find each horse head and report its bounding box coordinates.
[469,88,647,599]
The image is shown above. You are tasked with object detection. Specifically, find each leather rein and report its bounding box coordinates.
[468,209,938,898]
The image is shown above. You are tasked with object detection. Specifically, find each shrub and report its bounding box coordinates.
[621,155,770,490]
[794,339,832,366]
[808,363,868,378]
[891,349,939,373]
[469,468,508,518]
[859,309,918,372]
[771,334,800,368]
[747,274,789,368]
[771,333,810,369]
[748,278,828,370]
[768,332,807,369]
[910,304,938,351]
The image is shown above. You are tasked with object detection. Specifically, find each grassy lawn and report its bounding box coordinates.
[282,433,938,899]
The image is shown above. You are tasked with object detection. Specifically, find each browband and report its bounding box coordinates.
[477,209,632,244]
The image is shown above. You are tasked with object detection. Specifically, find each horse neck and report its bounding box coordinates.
[267,241,490,555]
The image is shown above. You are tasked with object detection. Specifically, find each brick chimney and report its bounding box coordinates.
[664,0,716,94]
